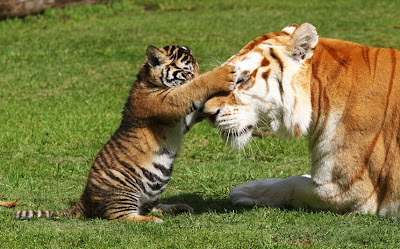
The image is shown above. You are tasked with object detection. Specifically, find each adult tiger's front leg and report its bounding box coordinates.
[230,175,335,212]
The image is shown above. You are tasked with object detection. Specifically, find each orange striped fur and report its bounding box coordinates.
[11,45,236,222]
[204,23,400,220]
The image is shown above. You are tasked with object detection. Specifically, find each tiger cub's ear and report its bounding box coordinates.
[146,45,165,67]
[285,23,318,62]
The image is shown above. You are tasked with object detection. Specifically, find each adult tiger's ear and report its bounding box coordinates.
[285,23,318,62]
[146,45,165,67]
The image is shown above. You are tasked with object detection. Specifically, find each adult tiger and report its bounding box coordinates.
[203,23,400,219]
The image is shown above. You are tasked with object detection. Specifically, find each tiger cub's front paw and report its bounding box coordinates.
[153,203,194,214]
[209,64,236,92]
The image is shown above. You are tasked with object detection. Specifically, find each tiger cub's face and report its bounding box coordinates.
[203,24,318,148]
[146,45,199,87]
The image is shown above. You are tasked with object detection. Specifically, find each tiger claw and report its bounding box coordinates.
[236,71,251,85]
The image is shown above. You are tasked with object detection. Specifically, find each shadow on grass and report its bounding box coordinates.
[160,193,348,218]
[160,193,253,215]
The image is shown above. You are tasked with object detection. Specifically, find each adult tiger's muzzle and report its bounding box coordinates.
[203,91,257,148]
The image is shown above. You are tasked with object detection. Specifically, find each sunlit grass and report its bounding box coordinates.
[1,0,400,247]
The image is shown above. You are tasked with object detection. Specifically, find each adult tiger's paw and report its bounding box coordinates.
[230,178,295,208]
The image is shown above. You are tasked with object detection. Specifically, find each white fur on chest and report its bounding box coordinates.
[309,110,343,184]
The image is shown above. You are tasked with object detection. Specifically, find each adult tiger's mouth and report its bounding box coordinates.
[220,125,254,137]
[219,125,254,148]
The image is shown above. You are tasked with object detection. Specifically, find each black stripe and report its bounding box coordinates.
[181,55,189,62]
[141,167,168,183]
[108,207,138,216]
[153,162,172,177]
[270,48,284,74]
[133,176,149,195]
[131,142,145,154]
[105,170,132,189]
[161,89,172,102]
[152,189,167,197]
[163,67,171,85]
[113,213,129,220]
[119,155,141,176]
[107,201,137,208]
[109,200,139,208]
[93,172,125,191]
[116,159,141,180]
[142,131,151,151]
[103,196,138,206]
[156,88,169,96]
[107,138,121,155]
[148,182,166,191]
[94,154,107,168]
[118,190,140,201]
[33,210,39,217]
[172,70,180,78]
[183,118,190,133]
[111,138,131,156]
[113,131,138,144]
[177,47,185,59]
[114,167,138,189]
[170,52,177,61]
[189,102,198,112]
[146,88,164,94]
[102,143,115,164]
[156,147,176,157]
[88,179,110,192]
[109,137,143,168]
[270,48,284,95]
[98,151,110,169]
[156,147,171,155]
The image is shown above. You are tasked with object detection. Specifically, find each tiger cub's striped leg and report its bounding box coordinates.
[105,205,164,223]
[153,203,194,214]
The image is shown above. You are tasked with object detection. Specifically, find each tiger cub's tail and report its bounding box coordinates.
[12,210,61,220]
[10,201,84,220]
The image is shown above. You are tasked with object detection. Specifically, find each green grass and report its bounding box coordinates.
[1,0,400,247]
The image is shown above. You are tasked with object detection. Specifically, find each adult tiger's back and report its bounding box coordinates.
[203,23,400,220]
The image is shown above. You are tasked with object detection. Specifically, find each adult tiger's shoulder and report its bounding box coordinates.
[203,23,400,220]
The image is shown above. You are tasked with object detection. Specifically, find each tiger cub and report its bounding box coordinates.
[12,45,236,222]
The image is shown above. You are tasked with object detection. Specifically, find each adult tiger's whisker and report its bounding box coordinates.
[225,129,231,147]
[251,135,262,155]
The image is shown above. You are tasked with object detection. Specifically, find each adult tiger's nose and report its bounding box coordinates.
[203,91,235,125]
[203,108,220,124]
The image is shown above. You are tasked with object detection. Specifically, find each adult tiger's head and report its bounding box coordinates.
[142,45,199,87]
[204,23,318,148]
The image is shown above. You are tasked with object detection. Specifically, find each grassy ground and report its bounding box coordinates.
[1,0,400,247]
